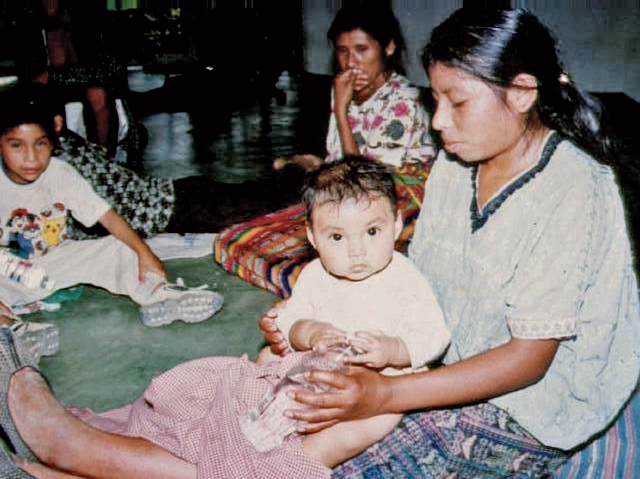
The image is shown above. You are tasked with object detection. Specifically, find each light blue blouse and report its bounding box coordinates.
[409,132,640,450]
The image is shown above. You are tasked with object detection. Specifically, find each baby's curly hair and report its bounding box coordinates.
[302,156,397,225]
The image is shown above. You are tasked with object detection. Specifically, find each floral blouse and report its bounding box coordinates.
[325,73,435,167]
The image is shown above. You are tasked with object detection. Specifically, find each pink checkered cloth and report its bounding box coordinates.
[69,354,331,479]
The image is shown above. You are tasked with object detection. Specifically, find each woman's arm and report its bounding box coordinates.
[287,336,559,432]
[98,209,165,281]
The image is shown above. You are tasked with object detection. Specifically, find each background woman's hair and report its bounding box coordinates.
[327,3,407,76]
[422,8,614,163]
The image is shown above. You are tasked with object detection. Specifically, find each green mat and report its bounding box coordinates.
[27,257,276,412]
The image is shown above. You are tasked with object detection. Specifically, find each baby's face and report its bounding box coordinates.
[308,195,401,282]
[0,124,53,185]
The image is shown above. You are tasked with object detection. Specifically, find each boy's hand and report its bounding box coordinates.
[0,302,17,325]
[137,250,166,282]
[346,331,408,370]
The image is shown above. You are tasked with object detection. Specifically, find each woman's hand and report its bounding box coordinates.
[286,365,391,433]
[334,68,366,115]
[259,301,292,356]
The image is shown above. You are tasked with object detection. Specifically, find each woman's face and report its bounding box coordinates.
[335,29,392,98]
[428,63,528,166]
[0,124,53,184]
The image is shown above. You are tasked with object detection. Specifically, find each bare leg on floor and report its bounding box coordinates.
[14,457,88,479]
[85,86,117,156]
[8,368,197,479]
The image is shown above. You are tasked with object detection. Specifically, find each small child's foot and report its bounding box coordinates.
[139,280,224,327]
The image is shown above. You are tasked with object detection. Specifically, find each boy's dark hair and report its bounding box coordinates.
[302,155,397,224]
[0,83,61,146]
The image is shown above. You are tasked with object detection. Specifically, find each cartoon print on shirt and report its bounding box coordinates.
[7,209,46,258]
[40,203,69,247]
[4,204,67,259]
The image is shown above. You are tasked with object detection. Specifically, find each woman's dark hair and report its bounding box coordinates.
[422,8,613,163]
[0,83,60,146]
[327,4,407,76]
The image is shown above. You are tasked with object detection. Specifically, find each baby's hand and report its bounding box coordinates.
[345,331,401,369]
[309,326,348,351]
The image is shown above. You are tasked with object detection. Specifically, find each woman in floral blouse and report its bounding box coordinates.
[214,4,436,298]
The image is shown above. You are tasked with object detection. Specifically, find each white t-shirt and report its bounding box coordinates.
[0,157,111,258]
[409,132,640,449]
[277,251,451,375]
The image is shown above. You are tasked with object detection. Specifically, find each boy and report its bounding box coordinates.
[251,155,450,466]
[0,84,222,362]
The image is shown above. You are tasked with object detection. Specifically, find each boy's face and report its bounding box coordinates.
[307,195,402,282]
[0,124,53,185]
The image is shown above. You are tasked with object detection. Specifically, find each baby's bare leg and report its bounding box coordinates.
[302,413,402,467]
[9,368,197,479]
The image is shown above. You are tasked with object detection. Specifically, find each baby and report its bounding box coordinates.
[249,156,450,466]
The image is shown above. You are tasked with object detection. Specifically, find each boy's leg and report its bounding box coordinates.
[40,237,223,325]
[302,413,402,468]
[34,237,141,300]
[8,368,196,479]
[35,237,164,304]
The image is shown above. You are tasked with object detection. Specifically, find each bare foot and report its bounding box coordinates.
[8,368,82,470]
[273,154,323,173]
[9,368,198,479]
[273,157,288,170]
